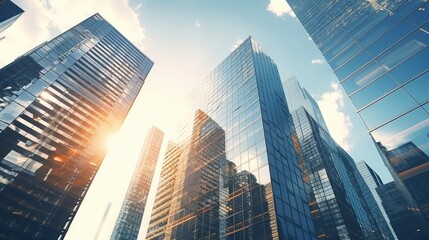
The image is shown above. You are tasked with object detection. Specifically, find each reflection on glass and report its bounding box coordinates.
[0,13,154,240]
[359,89,417,130]
[147,38,315,240]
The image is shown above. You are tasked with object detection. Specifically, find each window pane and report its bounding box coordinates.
[404,71,429,104]
[372,107,429,174]
[351,74,399,110]
[0,102,25,124]
[341,61,386,95]
[15,91,36,108]
[359,89,417,129]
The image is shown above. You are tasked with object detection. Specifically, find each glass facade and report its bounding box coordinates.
[284,76,393,239]
[282,75,328,132]
[110,126,164,240]
[0,14,153,240]
[146,37,316,240]
[0,0,24,34]
[356,161,397,239]
[285,0,429,228]
[377,182,429,240]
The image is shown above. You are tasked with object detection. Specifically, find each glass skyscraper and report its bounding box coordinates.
[285,0,429,228]
[0,14,153,239]
[0,0,24,35]
[377,182,429,239]
[284,76,393,240]
[110,126,164,240]
[356,160,397,239]
[282,75,328,132]
[146,37,316,240]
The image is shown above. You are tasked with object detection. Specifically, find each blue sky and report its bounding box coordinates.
[1,0,393,239]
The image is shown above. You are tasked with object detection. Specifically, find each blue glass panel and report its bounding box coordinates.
[376,29,428,71]
[26,79,49,97]
[404,71,429,104]
[366,19,420,58]
[14,91,36,108]
[359,89,417,129]
[335,50,372,81]
[341,61,386,95]
[371,107,429,167]
[350,74,398,110]
[0,101,25,123]
[329,42,361,70]
[389,47,429,84]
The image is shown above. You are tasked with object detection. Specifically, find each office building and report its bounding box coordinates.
[0,0,24,35]
[146,37,316,240]
[282,75,328,132]
[285,0,429,228]
[146,141,182,240]
[377,182,429,240]
[284,76,392,239]
[110,126,164,240]
[356,161,397,239]
[0,14,153,239]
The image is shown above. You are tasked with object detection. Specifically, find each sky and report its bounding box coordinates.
[1,0,394,239]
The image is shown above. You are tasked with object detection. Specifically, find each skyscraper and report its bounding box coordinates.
[0,0,24,36]
[282,75,328,132]
[146,141,182,240]
[285,0,429,227]
[0,14,153,240]
[284,76,393,239]
[377,182,429,240]
[110,126,164,240]
[356,161,397,239]
[146,37,316,240]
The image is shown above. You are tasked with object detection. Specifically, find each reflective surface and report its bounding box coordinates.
[356,161,397,239]
[110,127,164,240]
[0,0,24,34]
[0,14,153,240]
[282,75,329,132]
[146,38,315,240]
[292,107,391,240]
[377,182,429,240]
[284,75,394,239]
[286,0,429,231]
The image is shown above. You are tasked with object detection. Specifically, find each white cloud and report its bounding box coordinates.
[317,82,354,151]
[229,38,243,51]
[311,59,325,64]
[194,20,201,28]
[266,0,296,18]
[0,0,146,68]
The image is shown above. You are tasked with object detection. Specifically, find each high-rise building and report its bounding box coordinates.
[356,161,397,239]
[282,75,328,132]
[146,37,316,240]
[285,0,429,228]
[0,13,153,240]
[0,0,24,36]
[377,182,429,240]
[110,126,164,240]
[284,76,393,239]
[146,141,182,240]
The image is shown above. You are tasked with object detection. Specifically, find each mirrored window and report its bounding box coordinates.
[351,74,398,110]
[359,89,417,129]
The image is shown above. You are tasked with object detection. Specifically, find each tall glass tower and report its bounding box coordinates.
[110,126,164,240]
[282,75,328,132]
[356,161,397,239]
[284,76,393,240]
[0,14,153,240]
[0,0,24,35]
[377,182,429,240]
[146,37,316,240]
[285,0,429,229]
